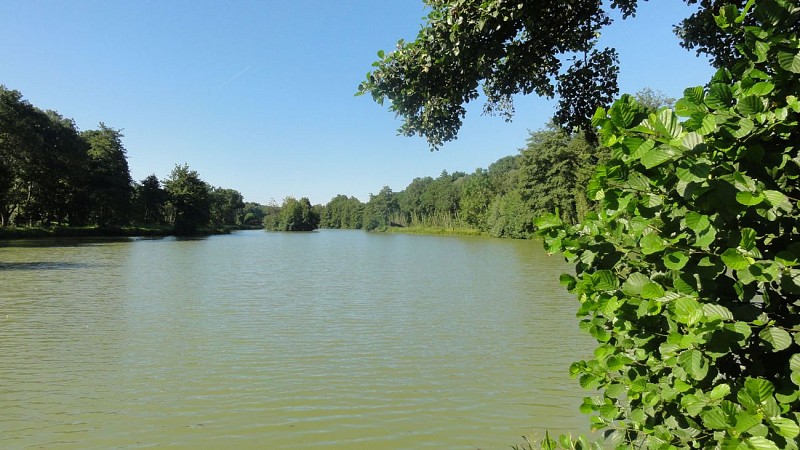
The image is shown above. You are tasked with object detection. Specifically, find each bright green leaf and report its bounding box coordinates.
[721,248,752,270]
[664,251,690,270]
[772,417,800,438]
[736,191,764,206]
[640,233,667,255]
[704,304,733,321]
[778,50,800,73]
[760,327,792,351]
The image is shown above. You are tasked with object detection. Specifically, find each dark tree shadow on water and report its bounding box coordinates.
[0,261,91,271]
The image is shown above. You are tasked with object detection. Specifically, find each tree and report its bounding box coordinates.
[517,125,602,225]
[134,174,167,225]
[321,194,364,229]
[209,187,244,227]
[265,196,320,231]
[536,1,800,447]
[240,202,267,228]
[363,186,400,231]
[358,0,744,149]
[163,164,210,235]
[459,169,493,230]
[82,123,133,226]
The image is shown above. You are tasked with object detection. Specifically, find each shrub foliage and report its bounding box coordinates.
[536,1,800,448]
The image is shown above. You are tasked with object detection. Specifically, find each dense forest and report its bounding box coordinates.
[0,85,259,235]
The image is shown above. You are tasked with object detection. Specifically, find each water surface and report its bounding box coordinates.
[0,229,594,449]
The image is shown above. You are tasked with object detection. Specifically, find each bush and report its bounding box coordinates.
[536,1,800,447]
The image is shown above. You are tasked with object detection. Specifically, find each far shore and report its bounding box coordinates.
[0,225,260,240]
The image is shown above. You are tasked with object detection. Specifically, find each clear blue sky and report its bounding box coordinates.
[0,1,715,205]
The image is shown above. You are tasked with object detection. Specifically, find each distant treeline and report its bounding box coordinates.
[0,86,259,235]
[2,85,669,237]
[310,126,602,238]
[311,89,672,238]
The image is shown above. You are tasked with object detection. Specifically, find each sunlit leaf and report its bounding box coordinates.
[760,327,792,351]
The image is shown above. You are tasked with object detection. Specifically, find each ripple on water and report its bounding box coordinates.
[0,230,594,449]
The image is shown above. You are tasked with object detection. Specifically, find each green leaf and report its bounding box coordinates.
[686,212,711,233]
[737,95,767,115]
[760,327,792,351]
[710,384,731,400]
[622,273,651,296]
[664,251,690,270]
[677,161,711,183]
[695,225,717,248]
[745,82,775,96]
[641,145,676,169]
[703,407,732,429]
[742,436,780,450]
[790,354,800,372]
[698,113,717,135]
[740,228,757,251]
[683,86,705,104]
[733,118,755,138]
[704,303,733,321]
[745,377,775,403]
[772,417,800,438]
[678,349,708,379]
[675,297,703,325]
[706,83,733,109]
[641,282,665,299]
[682,131,704,150]
[534,213,562,230]
[722,248,752,270]
[591,270,619,291]
[736,410,762,433]
[778,50,800,73]
[640,233,667,255]
[736,191,764,206]
[763,190,788,207]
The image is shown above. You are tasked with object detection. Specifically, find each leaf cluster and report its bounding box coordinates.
[537,1,800,447]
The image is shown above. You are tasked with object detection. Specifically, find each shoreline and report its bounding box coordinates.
[0,225,256,240]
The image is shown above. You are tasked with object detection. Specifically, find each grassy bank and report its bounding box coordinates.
[385,225,485,237]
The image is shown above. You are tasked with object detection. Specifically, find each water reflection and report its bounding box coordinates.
[0,261,91,270]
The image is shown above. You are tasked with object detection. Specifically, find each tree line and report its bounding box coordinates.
[0,85,252,235]
[315,89,670,237]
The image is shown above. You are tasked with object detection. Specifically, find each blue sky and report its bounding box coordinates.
[0,1,715,205]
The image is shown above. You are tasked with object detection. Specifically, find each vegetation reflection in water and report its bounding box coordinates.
[0,229,593,449]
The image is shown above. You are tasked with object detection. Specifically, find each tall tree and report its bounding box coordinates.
[82,123,133,226]
[134,174,167,225]
[163,164,210,235]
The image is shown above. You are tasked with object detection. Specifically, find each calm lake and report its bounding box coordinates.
[0,229,594,449]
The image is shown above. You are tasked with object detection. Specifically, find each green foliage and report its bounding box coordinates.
[264,196,320,232]
[163,164,211,235]
[537,1,800,447]
[82,123,133,226]
[209,187,245,227]
[357,0,633,147]
[320,194,364,229]
[363,186,400,231]
[133,174,167,225]
[519,126,606,225]
[359,0,746,149]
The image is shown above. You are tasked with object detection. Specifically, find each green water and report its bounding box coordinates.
[0,229,594,449]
